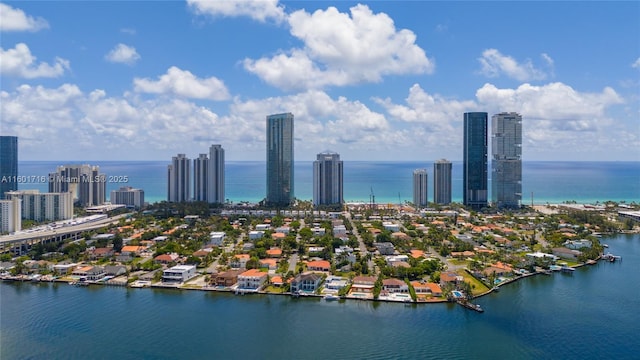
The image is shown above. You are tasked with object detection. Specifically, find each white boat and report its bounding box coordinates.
[323,294,339,301]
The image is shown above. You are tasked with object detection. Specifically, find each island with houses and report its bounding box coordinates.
[1,201,636,310]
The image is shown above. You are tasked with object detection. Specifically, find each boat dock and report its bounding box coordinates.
[456,299,484,313]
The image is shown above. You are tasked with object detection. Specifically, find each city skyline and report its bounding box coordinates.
[1,2,638,162]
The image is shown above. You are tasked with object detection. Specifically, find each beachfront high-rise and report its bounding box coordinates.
[168,154,190,202]
[5,190,73,222]
[313,151,343,207]
[207,144,225,204]
[492,112,522,208]
[266,113,294,206]
[463,112,488,210]
[193,154,209,202]
[412,169,428,208]
[0,197,21,233]
[0,136,18,199]
[49,164,106,207]
[433,159,452,205]
[110,186,145,209]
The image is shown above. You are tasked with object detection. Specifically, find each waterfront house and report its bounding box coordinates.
[231,254,250,269]
[351,276,377,293]
[104,265,127,277]
[72,265,106,281]
[306,260,331,272]
[440,272,463,285]
[563,239,592,250]
[162,265,196,283]
[211,269,242,287]
[88,247,114,260]
[237,269,268,291]
[552,247,581,260]
[382,278,409,293]
[53,262,77,275]
[324,276,348,292]
[290,272,323,293]
[270,275,284,287]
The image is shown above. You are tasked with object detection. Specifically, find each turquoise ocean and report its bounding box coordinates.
[16,161,640,204]
[1,233,639,359]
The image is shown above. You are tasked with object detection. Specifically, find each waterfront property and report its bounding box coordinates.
[162,265,196,283]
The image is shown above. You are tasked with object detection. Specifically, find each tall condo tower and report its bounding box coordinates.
[49,164,106,207]
[266,113,294,206]
[207,144,225,204]
[168,154,190,202]
[492,112,522,208]
[433,159,452,205]
[412,169,428,208]
[313,151,343,207]
[193,154,209,202]
[463,112,488,210]
[0,136,18,199]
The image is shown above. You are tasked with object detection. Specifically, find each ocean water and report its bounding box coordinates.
[1,233,639,359]
[17,161,640,204]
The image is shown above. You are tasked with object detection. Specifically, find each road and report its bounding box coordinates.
[343,212,374,274]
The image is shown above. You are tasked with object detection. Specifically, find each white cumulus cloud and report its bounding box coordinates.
[105,43,140,65]
[0,3,49,32]
[244,4,434,90]
[187,0,286,23]
[133,66,230,101]
[478,49,551,82]
[632,57,640,69]
[0,43,70,78]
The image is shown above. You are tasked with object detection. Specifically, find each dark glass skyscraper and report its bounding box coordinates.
[492,112,522,208]
[463,112,488,210]
[433,159,452,205]
[266,113,294,206]
[0,136,18,199]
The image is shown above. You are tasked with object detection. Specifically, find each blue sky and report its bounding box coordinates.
[1,1,639,162]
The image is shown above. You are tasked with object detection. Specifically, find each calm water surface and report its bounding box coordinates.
[1,234,638,360]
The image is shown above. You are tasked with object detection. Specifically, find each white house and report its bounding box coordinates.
[249,231,264,240]
[209,231,226,245]
[255,224,271,231]
[237,269,268,291]
[333,225,347,236]
[162,265,197,283]
[383,222,400,232]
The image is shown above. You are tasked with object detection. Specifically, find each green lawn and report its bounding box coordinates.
[459,270,490,296]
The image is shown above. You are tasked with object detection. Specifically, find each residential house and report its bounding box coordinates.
[230,254,250,269]
[88,247,114,260]
[382,278,409,293]
[552,247,581,260]
[351,276,377,293]
[53,262,77,275]
[333,225,347,236]
[440,272,463,285]
[104,265,127,277]
[162,265,196,283]
[306,260,331,272]
[155,253,179,264]
[266,248,282,258]
[259,258,278,271]
[411,281,443,297]
[209,232,225,246]
[290,272,323,293]
[249,231,264,240]
[374,242,395,255]
[324,276,348,292]
[72,265,106,281]
[237,269,268,291]
[383,222,400,232]
[211,269,242,287]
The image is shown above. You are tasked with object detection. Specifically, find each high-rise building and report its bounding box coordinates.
[0,197,21,233]
[168,154,190,202]
[313,151,343,207]
[0,136,18,199]
[463,112,488,210]
[413,169,428,208]
[110,186,145,209]
[193,154,209,202]
[492,112,522,208]
[207,144,225,204]
[49,164,106,207]
[266,113,294,206]
[5,190,73,222]
[433,159,452,205]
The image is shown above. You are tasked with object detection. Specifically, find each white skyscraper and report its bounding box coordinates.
[168,154,190,202]
[207,144,225,204]
[0,197,21,233]
[194,154,209,202]
[5,190,73,222]
[492,112,522,208]
[413,169,428,208]
[313,151,343,207]
[49,164,106,207]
